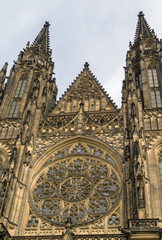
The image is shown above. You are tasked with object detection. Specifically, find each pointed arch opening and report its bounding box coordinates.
[8,74,27,118]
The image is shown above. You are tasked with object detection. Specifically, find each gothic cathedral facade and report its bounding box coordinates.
[0,12,162,240]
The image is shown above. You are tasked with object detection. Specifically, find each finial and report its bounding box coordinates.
[138,11,144,17]
[84,62,89,70]
[44,21,50,27]
[65,217,72,229]
[79,102,84,108]
[0,62,8,84]
[26,41,30,49]
[63,217,73,240]
[129,41,132,49]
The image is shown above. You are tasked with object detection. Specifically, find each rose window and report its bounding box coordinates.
[60,176,92,201]
[30,154,121,227]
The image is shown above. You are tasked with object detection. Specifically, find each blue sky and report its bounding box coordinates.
[0,0,162,107]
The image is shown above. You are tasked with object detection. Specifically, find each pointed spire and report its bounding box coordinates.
[134,11,152,43]
[0,62,8,104]
[31,21,50,54]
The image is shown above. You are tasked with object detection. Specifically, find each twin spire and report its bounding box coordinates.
[30,12,154,54]
[134,11,153,43]
[31,21,50,54]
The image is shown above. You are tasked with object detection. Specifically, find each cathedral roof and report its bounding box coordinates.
[134,11,152,43]
[31,21,50,54]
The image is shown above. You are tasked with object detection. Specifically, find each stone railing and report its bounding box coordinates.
[12,237,62,240]
[129,219,159,230]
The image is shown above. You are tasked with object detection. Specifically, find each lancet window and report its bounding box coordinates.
[137,73,142,91]
[150,90,162,108]
[148,68,162,108]
[9,76,27,118]
[148,68,159,87]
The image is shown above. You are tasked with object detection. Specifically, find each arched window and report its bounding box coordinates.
[151,90,162,108]
[138,74,142,90]
[148,67,162,108]
[148,68,159,87]
[9,75,27,118]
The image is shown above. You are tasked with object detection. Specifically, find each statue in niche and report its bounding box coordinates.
[24,150,31,166]
[131,102,136,119]
[139,127,144,138]
[125,145,130,161]
[133,140,139,161]
[137,180,145,208]
[21,110,31,145]
[138,181,144,200]
[10,147,17,170]
[125,128,130,139]
[21,122,29,145]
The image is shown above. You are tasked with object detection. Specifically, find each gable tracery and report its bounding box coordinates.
[52,68,116,115]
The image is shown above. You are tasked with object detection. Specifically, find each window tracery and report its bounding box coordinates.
[147,67,162,108]
[29,142,122,227]
[108,214,120,225]
[26,216,38,227]
[148,68,158,87]
[150,90,162,108]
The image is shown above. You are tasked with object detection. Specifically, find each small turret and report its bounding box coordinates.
[0,63,8,104]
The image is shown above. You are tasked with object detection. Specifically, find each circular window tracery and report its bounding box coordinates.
[30,142,122,227]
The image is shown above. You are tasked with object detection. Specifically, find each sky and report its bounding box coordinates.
[0,0,162,108]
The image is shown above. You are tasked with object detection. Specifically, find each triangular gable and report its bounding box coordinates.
[51,63,117,115]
